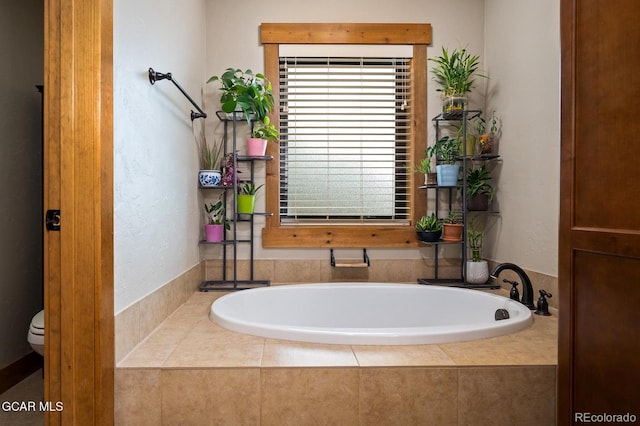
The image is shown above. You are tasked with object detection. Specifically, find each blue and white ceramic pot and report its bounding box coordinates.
[199,170,222,187]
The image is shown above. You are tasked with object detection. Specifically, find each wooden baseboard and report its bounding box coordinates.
[0,351,43,395]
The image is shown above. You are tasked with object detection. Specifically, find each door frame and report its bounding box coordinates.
[43,0,114,424]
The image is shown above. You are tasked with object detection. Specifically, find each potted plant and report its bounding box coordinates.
[429,46,485,117]
[477,113,501,155]
[466,164,495,211]
[466,223,489,284]
[198,140,224,187]
[237,182,264,214]
[204,198,230,242]
[415,212,442,242]
[441,211,463,242]
[207,68,275,124]
[428,136,460,187]
[247,116,278,157]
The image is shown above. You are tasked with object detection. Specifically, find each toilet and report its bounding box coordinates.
[27,309,45,356]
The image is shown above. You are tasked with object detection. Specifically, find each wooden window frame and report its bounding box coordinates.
[260,23,431,248]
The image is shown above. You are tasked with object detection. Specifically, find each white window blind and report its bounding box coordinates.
[279,57,412,225]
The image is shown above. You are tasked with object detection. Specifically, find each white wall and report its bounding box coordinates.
[114,0,207,313]
[483,0,560,275]
[203,0,486,261]
[112,0,560,313]
[0,1,43,368]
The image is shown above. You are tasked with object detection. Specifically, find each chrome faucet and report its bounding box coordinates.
[490,263,535,310]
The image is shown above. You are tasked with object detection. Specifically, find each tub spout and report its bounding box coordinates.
[489,263,535,310]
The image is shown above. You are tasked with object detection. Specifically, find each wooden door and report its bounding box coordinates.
[43,0,114,424]
[559,0,640,424]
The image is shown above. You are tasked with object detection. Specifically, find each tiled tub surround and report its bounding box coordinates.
[116,290,558,425]
[205,258,559,310]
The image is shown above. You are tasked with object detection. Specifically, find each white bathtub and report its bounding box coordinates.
[210,283,533,345]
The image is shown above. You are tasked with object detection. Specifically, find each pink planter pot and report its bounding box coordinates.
[247,138,267,157]
[204,224,224,242]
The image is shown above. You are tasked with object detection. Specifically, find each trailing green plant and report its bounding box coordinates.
[416,212,442,232]
[251,116,279,142]
[207,68,275,124]
[466,164,495,199]
[467,223,484,261]
[429,46,485,97]
[204,199,230,229]
[427,136,460,165]
[200,140,224,170]
[239,182,264,195]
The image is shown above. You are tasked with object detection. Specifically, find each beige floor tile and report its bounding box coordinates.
[261,368,359,426]
[353,344,456,367]
[118,341,177,368]
[359,367,458,425]
[261,340,358,367]
[163,339,264,368]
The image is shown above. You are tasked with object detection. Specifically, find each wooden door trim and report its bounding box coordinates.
[44,0,114,424]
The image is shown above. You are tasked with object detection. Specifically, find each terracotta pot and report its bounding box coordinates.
[442,223,463,242]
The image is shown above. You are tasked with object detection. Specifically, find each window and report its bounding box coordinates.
[279,57,411,224]
[260,23,431,247]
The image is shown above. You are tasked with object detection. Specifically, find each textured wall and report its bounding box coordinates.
[114,0,206,313]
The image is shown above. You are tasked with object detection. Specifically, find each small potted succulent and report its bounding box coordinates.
[237,182,264,214]
[204,198,230,242]
[415,212,442,242]
[466,164,495,211]
[428,136,460,187]
[441,211,463,242]
[466,223,489,284]
[429,46,485,117]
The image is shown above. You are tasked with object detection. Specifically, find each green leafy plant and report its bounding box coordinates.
[239,182,264,195]
[467,223,484,261]
[416,212,442,232]
[201,140,223,170]
[412,155,432,174]
[466,165,495,199]
[207,68,275,124]
[444,210,460,224]
[427,136,460,165]
[251,116,279,142]
[429,46,485,97]
[204,199,230,229]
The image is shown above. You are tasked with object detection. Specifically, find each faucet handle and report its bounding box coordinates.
[504,279,520,302]
[534,289,552,316]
